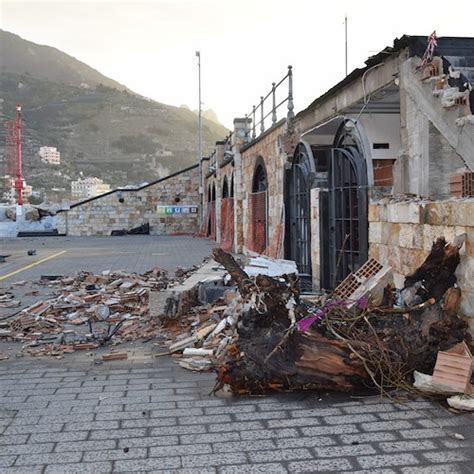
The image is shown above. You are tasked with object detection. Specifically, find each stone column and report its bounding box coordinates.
[232,117,251,253]
[215,141,225,243]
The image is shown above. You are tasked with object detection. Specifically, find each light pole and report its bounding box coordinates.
[196,51,203,224]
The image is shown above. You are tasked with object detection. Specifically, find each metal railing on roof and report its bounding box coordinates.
[246,65,295,141]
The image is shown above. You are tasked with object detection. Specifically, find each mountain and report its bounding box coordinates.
[0,30,229,200]
[0,30,128,91]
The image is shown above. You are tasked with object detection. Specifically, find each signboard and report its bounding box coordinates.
[156,205,198,215]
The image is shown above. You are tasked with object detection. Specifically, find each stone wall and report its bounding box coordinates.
[369,198,474,329]
[57,166,200,236]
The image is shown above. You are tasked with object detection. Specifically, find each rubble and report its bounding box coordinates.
[0,264,195,357]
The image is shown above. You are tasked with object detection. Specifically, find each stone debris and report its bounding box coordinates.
[0,264,198,357]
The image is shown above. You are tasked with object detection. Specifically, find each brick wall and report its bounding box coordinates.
[369,198,474,330]
[57,166,200,236]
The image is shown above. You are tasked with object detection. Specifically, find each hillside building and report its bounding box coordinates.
[71,177,110,199]
[39,146,61,165]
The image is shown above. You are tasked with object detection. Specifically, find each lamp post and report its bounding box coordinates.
[196,51,203,224]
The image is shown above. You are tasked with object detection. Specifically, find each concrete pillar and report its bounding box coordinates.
[215,142,225,243]
[232,118,251,253]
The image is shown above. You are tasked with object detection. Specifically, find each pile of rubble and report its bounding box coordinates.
[0,265,198,357]
[161,239,473,408]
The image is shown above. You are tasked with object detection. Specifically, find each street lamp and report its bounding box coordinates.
[196,51,203,224]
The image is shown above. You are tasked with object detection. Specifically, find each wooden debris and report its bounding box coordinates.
[102,352,128,361]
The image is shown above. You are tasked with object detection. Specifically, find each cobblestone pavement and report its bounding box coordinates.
[0,346,473,473]
[1,236,473,472]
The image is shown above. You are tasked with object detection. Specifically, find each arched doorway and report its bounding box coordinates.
[285,142,313,289]
[220,176,234,251]
[326,121,368,287]
[249,158,268,253]
[207,182,217,239]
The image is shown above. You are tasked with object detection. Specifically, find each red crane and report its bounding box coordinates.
[5,104,23,207]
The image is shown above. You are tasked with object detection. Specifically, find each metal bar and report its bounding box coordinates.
[271,82,277,125]
[252,105,256,139]
[260,96,265,134]
[287,65,295,121]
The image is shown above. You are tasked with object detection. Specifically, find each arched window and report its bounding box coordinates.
[252,159,267,192]
[211,183,216,201]
[230,174,234,198]
[207,185,212,202]
[222,177,229,199]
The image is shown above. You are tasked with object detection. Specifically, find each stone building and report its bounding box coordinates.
[203,35,474,328]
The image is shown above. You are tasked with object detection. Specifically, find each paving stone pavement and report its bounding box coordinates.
[0,349,473,473]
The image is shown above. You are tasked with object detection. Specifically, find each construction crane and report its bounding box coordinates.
[4,104,23,212]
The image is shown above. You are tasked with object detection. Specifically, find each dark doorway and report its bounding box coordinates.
[222,177,229,198]
[285,143,312,290]
[325,123,368,287]
[249,159,268,253]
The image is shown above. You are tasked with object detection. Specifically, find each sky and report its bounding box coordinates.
[1,0,474,129]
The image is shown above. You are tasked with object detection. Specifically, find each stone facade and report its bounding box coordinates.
[240,123,286,254]
[369,198,474,327]
[57,166,199,236]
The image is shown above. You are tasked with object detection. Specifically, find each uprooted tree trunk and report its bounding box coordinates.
[212,239,472,395]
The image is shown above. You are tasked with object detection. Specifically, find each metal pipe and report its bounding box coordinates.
[271,82,277,125]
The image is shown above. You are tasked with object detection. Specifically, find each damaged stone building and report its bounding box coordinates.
[202,35,474,328]
[58,35,474,328]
